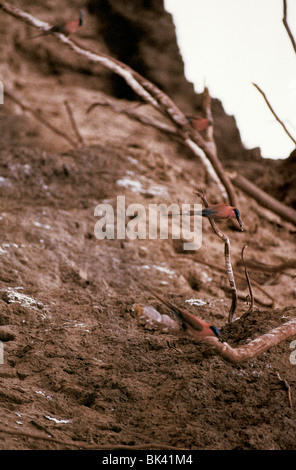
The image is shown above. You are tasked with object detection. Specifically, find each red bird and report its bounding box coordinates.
[170,203,244,231]
[30,10,84,39]
[186,115,212,132]
[142,283,223,341]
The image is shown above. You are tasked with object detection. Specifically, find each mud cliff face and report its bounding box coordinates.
[87,0,296,206]
[0,0,296,451]
[87,0,255,161]
[88,0,196,104]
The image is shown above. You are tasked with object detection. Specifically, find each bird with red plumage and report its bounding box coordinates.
[168,203,244,231]
[29,10,84,39]
[186,115,212,132]
[140,283,223,341]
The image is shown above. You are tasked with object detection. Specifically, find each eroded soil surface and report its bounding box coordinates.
[0,0,296,450]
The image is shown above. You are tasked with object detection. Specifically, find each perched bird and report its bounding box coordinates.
[140,283,223,341]
[186,115,212,132]
[30,10,84,39]
[169,203,244,231]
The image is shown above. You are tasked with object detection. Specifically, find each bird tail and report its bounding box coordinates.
[201,208,214,217]
[138,282,184,324]
[138,281,206,332]
[163,210,203,218]
[136,280,223,340]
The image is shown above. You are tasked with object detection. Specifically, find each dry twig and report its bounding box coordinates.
[241,244,254,314]
[193,188,238,322]
[172,254,276,307]
[202,86,216,150]
[236,258,296,273]
[200,86,228,199]
[64,100,85,145]
[5,89,77,147]
[230,172,296,226]
[252,83,296,146]
[276,371,293,408]
[0,425,185,450]
[86,99,177,135]
[283,0,296,54]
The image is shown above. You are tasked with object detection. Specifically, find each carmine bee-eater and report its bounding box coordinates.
[142,283,223,341]
[186,115,212,132]
[30,10,84,39]
[169,203,244,231]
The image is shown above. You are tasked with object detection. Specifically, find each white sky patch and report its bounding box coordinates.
[164,0,296,159]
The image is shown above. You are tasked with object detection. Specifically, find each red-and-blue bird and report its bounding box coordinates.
[142,283,223,341]
[30,10,84,39]
[169,203,244,231]
[186,115,212,132]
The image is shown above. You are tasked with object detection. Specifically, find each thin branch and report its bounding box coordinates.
[86,99,227,192]
[184,138,228,198]
[64,100,85,145]
[0,425,185,450]
[198,86,227,199]
[230,172,296,226]
[193,188,237,322]
[138,305,296,364]
[86,99,177,135]
[276,371,293,408]
[283,0,296,54]
[252,82,296,145]
[5,90,77,147]
[172,254,276,307]
[241,244,254,314]
[202,86,216,149]
[235,291,267,308]
[236,258,296,273]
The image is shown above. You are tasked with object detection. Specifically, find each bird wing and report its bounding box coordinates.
[201,203,233,218]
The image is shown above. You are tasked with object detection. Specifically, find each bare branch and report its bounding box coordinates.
[5,90,77,147]
[283,0,296,54]
[253,82,296,145]
[201,86,216,148]
[193,188,237,322]
[86,99,177,135]
[64,100,85,145]
[172,254,276,307]
[230,172,296,226]
[0,425,185,450]
[236,258,296,273]
[276,371,293,408]
[87,98,228,197]
[184,138,228,198]
[241,245,254,314]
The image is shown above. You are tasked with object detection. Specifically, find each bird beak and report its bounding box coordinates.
[79,10,84,26]
[237,217,244,231]
[235,214,244,231]
[210,325,224,342]
[233,208,244,231]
